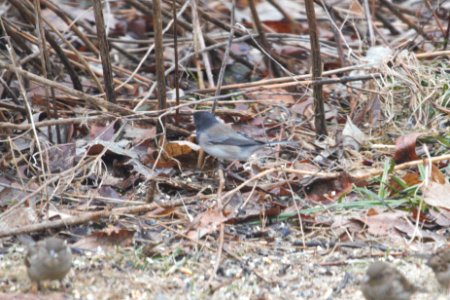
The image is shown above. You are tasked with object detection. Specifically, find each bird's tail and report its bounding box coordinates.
[17,235,36,248]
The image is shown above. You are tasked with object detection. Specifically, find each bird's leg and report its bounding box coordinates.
[197,149,205,169]
[59,279,67,292]
[225,160,241,172]
[217,162,225,208]
[445,284,450,296]
[30,281,39,293]
[217,159,225,171]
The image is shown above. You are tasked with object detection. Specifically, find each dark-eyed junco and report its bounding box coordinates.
[22,236,72,288]
[193,111,295,161]
[427,247,450,291]
[361,261,416,300]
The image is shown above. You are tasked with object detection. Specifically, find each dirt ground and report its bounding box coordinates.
[1,223,448,300]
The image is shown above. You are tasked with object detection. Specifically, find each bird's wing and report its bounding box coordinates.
[209,132,263,146]
[24,244,39,267]
[209,128,297,147]
[24,254,32,267]
[394,270,416,293]
[442,249,450,261]
[204,124,263,146]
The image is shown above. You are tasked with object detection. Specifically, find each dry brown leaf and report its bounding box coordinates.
[355,211,407,237]
[89,121,116,141]
[290,97,314,116]
[367,208,378,216]
[186,209,228,241]
[0,207,38,229]
[331,215,365,238]
[246,88,295,105]
[305,173,353,203]
[349,0,364,16]
[389,172,421,194]
[422,181,450,210]
[235,0,264,9]
[45,143,76,173]
[73,226,135,250]
[342,116,367,151]
[145,141,200,169]
[393,132,423,164]
[226,193,284,224]
[353,210,444,242]
[289,161,320,181]
[262,20,304,34]
[390,164,445,194]
[123,124,157,143]
[47,203,73,220]
[394,219,444,242]
[0,178,28,206]
[428,208,450,227]
[430,164,446,184]
[164,141,200,158]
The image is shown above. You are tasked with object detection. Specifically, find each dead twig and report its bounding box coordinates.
[220,153,450,206]
[0,204,158,238]
[0,60,132,115]
[248,0,281,77]
[379,0,429,40]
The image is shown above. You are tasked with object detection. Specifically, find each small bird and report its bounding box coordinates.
[427,247,450,291]
[361,261,416,300]
[193,111,295,161]
[22,236,72,289]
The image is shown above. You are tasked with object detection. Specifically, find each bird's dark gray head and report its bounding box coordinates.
[44,237,66,253]
[366,261,387,279]
[194,111,219,132]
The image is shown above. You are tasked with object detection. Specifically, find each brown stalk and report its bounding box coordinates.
[445,15,450,49]
[316,0,346,67]
[172,0,180,124]
[180,0,290,68]
[211,0,236,113]
[362,0,375,46]
[93,0,116,104]
[152,0,167,129]
[191,0,215,88]
[34,0,56,143]
[305,0,327,136]
[125,0,253,70]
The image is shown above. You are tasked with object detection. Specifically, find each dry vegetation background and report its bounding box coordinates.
[0,0,449,299]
